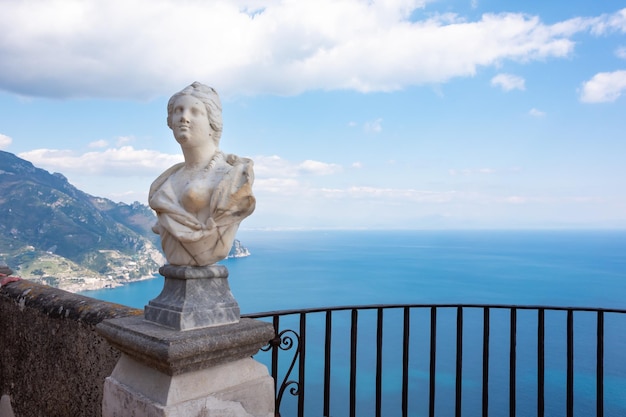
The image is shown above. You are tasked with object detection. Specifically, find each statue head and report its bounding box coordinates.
[167,81,223,145]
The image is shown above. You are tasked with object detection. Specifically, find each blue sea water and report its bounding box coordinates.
[81,230,626,417]
[83,230,626,312]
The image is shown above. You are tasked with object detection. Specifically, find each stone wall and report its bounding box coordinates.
[0,280,142,417]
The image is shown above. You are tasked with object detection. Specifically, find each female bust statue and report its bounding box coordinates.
[149,82,255,266]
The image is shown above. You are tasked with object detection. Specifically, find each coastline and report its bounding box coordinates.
[24,273,160,294]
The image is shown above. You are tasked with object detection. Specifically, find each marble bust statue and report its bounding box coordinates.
[149,82,255,266]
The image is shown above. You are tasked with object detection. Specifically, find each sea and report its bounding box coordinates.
[81,230,626,417]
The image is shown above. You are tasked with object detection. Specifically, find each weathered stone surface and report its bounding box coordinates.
[98,82,271,417]
[145,265,240,330]
[0,395,15,417]
[0,278,141,324]
[150,82,255,267]
[0,280,141,417]
[159,264,229,279]
[96,315,274,375]
[98,313,275,417]
[103,356,274,416]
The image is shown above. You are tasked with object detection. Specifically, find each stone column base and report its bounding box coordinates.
[103,356,274,417]
[145,265,240,331]
[97,315,276,417]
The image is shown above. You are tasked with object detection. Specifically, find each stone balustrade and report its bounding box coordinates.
[0,280,141,417]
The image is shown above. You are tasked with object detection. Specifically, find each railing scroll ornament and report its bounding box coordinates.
[262,328,301,416]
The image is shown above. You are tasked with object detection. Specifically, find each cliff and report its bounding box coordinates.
[0,150,165,292]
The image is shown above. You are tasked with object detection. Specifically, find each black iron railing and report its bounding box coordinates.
[244,304,626,417]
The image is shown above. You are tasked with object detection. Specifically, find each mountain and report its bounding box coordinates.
[0,150,165,292]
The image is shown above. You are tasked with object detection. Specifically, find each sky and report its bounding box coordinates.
[0,0,625,230]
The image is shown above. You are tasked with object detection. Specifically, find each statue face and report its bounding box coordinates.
[170,95,213,147]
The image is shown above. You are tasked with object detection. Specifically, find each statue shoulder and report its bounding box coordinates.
[224,153,253,167]
[149,162,185,195]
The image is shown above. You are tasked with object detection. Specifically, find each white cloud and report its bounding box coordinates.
[449,168,496,176]
[253,155,291,177]
[0,1,617,99]
[616,46,626,59]
[18,146,183,176]
[116,136,134,146]
[88,140,109,148]
[364,118,383,133]
[0,133,13,149]
[337,187,457,203]
[313,186,458,203]
[253,155,342,178]
[529,108,546,117]
[254,178,301,194]
[580,70,626,103]
[14,148,344,202]
[588,8,626,35]
[351,162,363,169]
[491,73,526,91]
[298,159,342,175]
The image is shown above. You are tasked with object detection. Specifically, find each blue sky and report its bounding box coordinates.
[0,0,625,230]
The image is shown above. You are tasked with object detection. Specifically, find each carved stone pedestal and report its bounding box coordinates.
[103,355,274,417]
[97,265,275,417]
[97,315,275,417]
[145,264,239,330]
